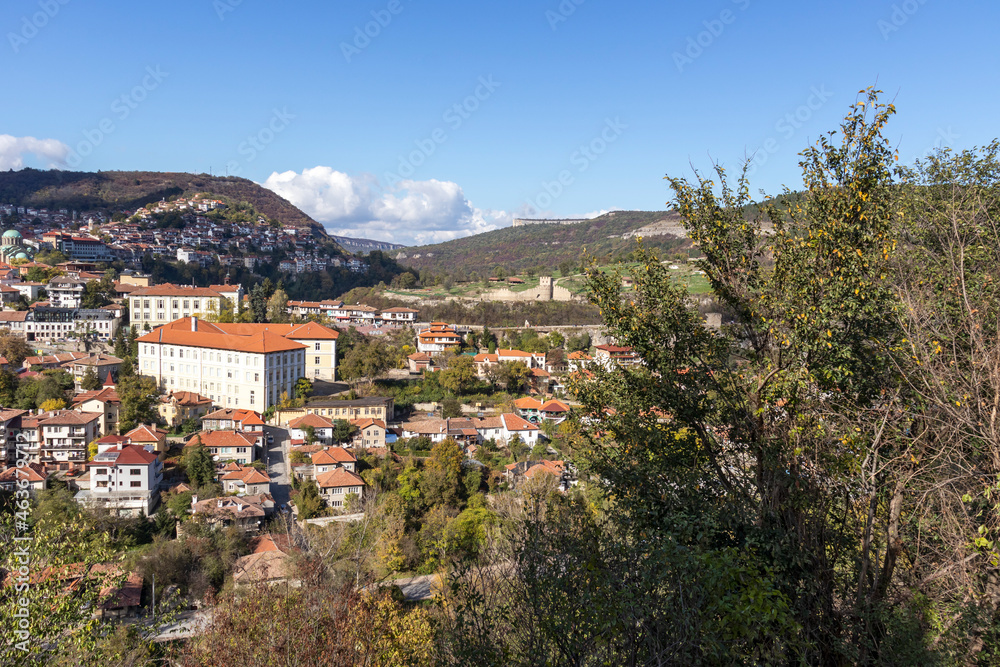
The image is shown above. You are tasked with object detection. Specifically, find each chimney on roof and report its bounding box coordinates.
[191,316,198,332]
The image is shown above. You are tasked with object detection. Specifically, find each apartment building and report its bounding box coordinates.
[37,410,102,471]
[138,317,306,411]
[47,276,86,308]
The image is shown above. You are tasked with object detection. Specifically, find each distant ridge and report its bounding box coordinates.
[330,235,407,254]
[512,217,590,227]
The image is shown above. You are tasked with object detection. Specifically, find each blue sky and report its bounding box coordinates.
[1,0,996,245]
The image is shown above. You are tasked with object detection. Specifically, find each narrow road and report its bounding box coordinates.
[265,425,291,508]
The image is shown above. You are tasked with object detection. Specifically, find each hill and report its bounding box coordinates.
[0,168,326,235]
[395,210,689,275]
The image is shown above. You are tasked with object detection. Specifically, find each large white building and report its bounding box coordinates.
[128,284,230,331]
[138,317,310,411]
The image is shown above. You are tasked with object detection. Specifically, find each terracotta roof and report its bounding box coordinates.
[129,283,223,297]
[284,321,339,340]
[186,430,257,449]
[92,444,159,466]
[39,410,101,426]
[233,550,291,585]
[249,533,294,554]
[350,418,385,430]
[0,408,28,422]
[473,353,498,363]
[514,397,544,410]
[311,446,357,466]
[497,349,532,357]
[138,322,305,354]
[567,351,592,360]
[72,387,120,406]
[124,424,166,443]
[315,467,365,489]
[221,463,270,485]
[500,413,540,431]
[289,413,335,429]
[0,462,47,483]
[541,400,570,413]
[168,390,212,407]
[525,460,566,478]
[408,352,432,361]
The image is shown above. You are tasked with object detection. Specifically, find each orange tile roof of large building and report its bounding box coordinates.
[129,284,223,297]
[289,413,335,429]
[138,318,305,354]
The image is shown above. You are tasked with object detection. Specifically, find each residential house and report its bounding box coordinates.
[233,534,298,588]
[47,275,85,308]
[0,408,28,466]
[38,410,102,471]
[62,354,123,389]
[288,413,335,445]
[123,424,168,455]
[71,384,120,435]
[350,418,386,449]
[315,468,365,509]
[407,352,433,374]
[567,351,593,372]
[593,344,640,368]
[0,462,48,494]
[220,462,271,495]
[158,390,214,427]
[76,444,163,516]
[191,493,275,531]
[185,430,259,466]
[416,322,462,353]
[307,447,358,481]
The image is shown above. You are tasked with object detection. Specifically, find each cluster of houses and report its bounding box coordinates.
[286,300,419,326]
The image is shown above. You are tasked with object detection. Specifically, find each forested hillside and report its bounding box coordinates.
[0,169,323,233]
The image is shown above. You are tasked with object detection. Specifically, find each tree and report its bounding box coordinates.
[303,425,317,446]
[397,272,417,290]
[441,395,462,419]
[0,330,32,367]
[267,287,289,323]
[39,398,66,411]
[340,339,392,385]
[558,260,574,277]
[566,331,591,353]
[295,479,324,519]
[117,374,158,433]
[440,355,477,395]
[184,442,215,488]
[249,283,268,323]
[488,361,531,394]
[331,419,357,444]
[80,366,101,391]
[294,377,313,400]
[0,369,17,406]
[423,438,464,508]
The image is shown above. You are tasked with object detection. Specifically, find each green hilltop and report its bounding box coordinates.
[396,210,690,275]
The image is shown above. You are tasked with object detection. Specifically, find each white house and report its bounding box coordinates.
[76,444,163,516]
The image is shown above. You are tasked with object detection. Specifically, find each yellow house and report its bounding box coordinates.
[158,391,214,427]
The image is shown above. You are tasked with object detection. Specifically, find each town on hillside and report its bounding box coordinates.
[0,238,642,636]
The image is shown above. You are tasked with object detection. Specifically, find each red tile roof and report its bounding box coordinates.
[315,467,365,489]
[311,447,357,466]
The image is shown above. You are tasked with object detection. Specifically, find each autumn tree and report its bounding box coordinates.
[116,374,158,433]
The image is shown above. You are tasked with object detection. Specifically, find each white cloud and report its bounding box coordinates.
[0,135,70,170]
[262,167,511,246]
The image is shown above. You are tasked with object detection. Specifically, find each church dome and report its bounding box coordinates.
[14,252,30,260]
[2,229,22,239]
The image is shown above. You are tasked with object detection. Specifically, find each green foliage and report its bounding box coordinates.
[295,479,324,519]
[332,419,357,444]
[440,355,477,395]
[441,395,462,419]
[184,443,215,488]
[80,366,101,391]
[116,374,158,433]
